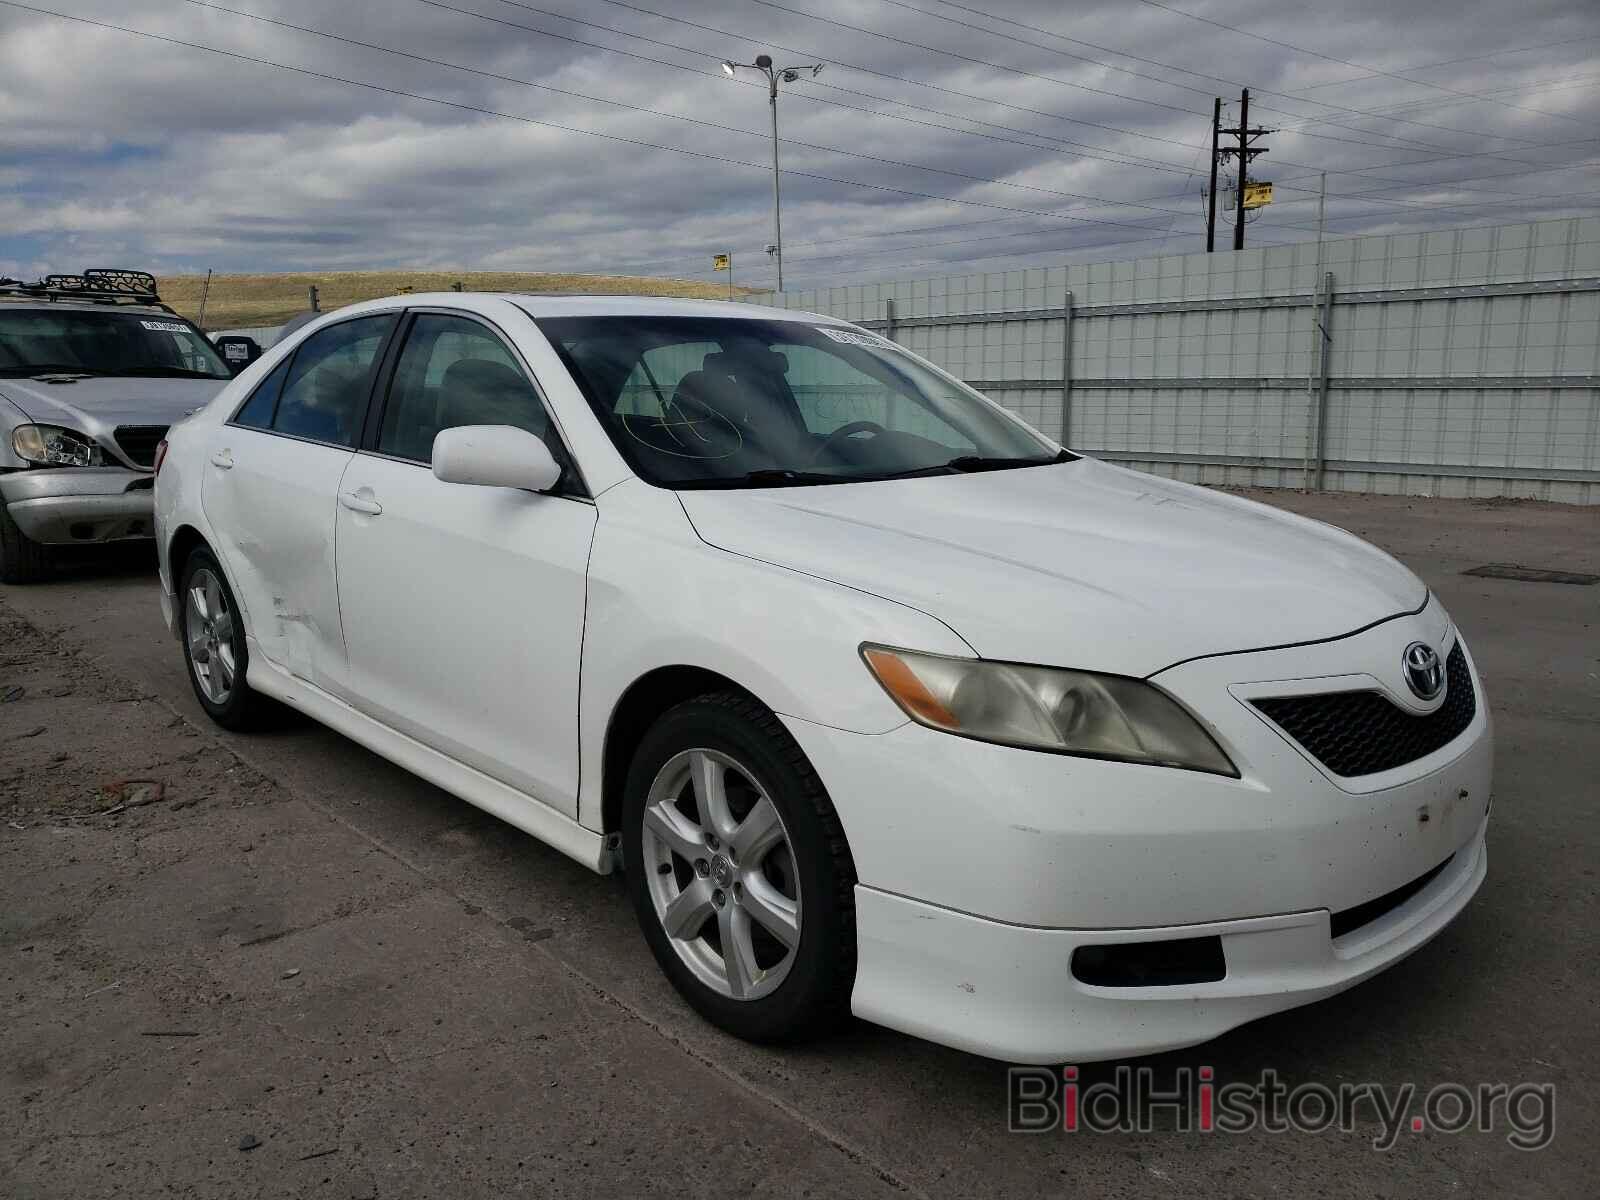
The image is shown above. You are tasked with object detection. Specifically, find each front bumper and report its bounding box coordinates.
[781,599,1493,1061]
[851,819,1486,1063]
[0,467,155,545]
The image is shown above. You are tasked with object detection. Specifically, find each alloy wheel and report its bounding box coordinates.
[185,567,237,705]
[640,748,802,1001]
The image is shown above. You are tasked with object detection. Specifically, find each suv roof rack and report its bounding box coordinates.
[0,268,172,311]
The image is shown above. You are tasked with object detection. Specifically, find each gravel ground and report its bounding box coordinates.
[1,487,1596,1198]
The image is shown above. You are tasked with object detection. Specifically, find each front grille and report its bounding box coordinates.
[1253,642,1475,777]
[113,424,168,468]
[1330,854,1454,939]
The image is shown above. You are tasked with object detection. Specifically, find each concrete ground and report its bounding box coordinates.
[2,488,1596,1198]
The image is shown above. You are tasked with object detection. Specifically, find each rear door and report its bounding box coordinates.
[332,309,596,816]
[201,313,398,690]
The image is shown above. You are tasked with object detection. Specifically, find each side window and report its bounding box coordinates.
[378,314,550,463]
[232,356,290,429]
[272,315,395,447]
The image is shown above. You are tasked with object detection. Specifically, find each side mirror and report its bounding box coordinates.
[214,335,262,376]
[432,425,562,493]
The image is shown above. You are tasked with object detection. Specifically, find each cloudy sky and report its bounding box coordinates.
[1,0,1596,290]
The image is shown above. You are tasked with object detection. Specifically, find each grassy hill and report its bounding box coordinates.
[157,270,746,330]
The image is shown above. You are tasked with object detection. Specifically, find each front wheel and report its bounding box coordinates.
[0,501,50,584]
[623,691,857,1043]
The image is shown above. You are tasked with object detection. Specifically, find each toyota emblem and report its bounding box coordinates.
[1402,642,1445,701]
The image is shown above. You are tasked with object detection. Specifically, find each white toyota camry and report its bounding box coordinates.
[154,293,1492,1063]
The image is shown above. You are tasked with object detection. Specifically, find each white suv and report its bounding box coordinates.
[154,292,1492,1063]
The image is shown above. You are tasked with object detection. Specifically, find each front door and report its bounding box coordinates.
[333,311,596,817]
[201,313,397,689]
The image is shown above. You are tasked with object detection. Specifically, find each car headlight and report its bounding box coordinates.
[861,644,1238,776]
[12,424,104,468]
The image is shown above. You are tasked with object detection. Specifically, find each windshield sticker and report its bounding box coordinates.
[139,320,190,333]
[818,327,895,350]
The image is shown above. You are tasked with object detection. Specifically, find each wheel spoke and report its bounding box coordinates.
[740,873,800,950]
[643,800,704,863]
[212,611,234,643]
[215,646,236,691]
[718,905,760,999]
[187,625,209,662]
[731,796,784,866]
[205,574,225,625]
[188,584,210,623]
[690,750,736,840]
[660,878,715,940]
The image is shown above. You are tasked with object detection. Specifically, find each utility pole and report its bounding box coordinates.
[723,54,824,293]
[1233,88,1250,250]
[196,268,213,329]
[1206,98,1220,253]
[1214,88,1272,251]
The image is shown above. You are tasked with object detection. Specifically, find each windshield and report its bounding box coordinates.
[537,315,1066,488]
[0,309,231,379]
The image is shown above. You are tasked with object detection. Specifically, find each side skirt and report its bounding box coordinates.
[245,641,613,874]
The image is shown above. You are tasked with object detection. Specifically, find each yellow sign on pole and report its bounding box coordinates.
[712,253,731,271]
[1242,181,1273,209]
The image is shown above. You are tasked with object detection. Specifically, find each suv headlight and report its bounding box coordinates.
[861,645,1237,776]
[12,424,104,467]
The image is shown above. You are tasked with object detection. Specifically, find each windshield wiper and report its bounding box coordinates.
[113,365,227,379]
[944,448,1075,472]
[677,468,851,489]
[0,364,105,377]
[870,448,1075,480]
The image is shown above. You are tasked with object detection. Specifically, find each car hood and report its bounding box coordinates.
[0,376,224,431]
[677,457,1427,677]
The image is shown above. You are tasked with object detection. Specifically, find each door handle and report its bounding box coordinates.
[209,451,234,469]
[339,491,383,516]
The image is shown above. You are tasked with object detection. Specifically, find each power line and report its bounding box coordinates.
[0,0,1276,245]
[575,0,1241,161]
[1131,0,1592,126]
[745,0,1501,158]
[171,0,1221,224]
[1282,35,1600,94]
[431,0,1211,177]
[869,0,1558,150]
[578,0,1597,186]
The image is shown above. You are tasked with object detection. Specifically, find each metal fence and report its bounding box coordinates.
[756,217,1600,505]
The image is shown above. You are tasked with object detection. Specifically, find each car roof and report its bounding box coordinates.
[324,291,842,326]
[0,297,177,317]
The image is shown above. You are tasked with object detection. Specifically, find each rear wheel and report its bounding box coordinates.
[179,548,271,730]
[623,691,857,1042]
[0,502,51,584]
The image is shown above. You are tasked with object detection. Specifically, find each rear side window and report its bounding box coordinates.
[269,315,395,447]
[232,357,290,429]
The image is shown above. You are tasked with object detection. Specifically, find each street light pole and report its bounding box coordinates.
[723,54,823,294]
[766,71,784,292]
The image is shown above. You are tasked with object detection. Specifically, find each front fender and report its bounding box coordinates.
[576,480,973,832]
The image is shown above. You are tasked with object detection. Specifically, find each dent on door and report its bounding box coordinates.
[200,427,348,682]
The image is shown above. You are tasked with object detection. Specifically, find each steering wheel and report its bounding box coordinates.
[812,419,887,464]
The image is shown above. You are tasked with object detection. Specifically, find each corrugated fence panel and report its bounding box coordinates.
[756,217,1600,503]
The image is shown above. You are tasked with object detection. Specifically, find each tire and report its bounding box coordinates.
[178,547,272,730]
[623,690,857,1043]
[0,501,51,584]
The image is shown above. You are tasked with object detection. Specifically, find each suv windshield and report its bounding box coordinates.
[538,315,1067,488]
[0,308,230,379]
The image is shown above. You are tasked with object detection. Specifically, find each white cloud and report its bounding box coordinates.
[0,0,1594,288]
